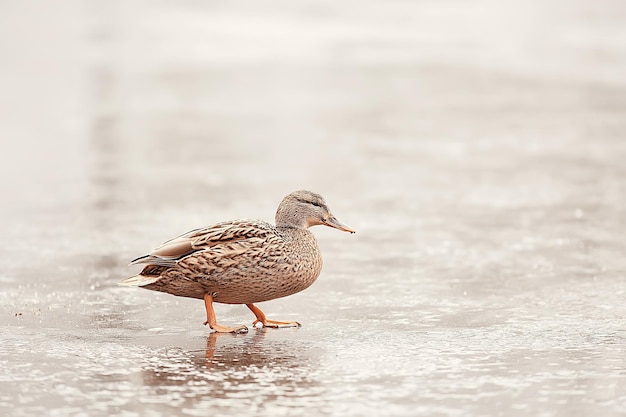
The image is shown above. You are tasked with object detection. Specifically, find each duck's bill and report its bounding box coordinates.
[324,215,356,233]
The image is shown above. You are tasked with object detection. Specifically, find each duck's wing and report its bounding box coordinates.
[128,219,276,268]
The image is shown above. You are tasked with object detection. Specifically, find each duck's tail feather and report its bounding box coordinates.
[129,254,178,268]
[118,274,161,287]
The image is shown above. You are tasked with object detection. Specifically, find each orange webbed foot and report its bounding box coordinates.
[252,318,301,329]
[203,321,248,334]
[247,303,301,329]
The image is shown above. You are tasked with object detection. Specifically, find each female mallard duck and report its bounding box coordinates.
[120,190,354,333]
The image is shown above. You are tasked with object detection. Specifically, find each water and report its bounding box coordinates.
[1,1,625,416]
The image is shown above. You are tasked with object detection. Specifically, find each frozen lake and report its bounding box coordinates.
[1,1,625,416]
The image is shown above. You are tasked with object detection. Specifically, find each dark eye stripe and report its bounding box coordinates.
[296,197,324,208]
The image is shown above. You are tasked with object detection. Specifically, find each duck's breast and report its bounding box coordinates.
[209,228,323,304]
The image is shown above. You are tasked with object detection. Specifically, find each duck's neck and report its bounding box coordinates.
[275,208,308,229]
[275,224,308,233]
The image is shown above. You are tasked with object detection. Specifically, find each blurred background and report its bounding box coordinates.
[1,1,625,416]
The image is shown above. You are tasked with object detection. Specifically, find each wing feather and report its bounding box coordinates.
[130,219,277,268]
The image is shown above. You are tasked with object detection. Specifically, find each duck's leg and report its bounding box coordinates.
[203,293,248,333]
[246,303,301,328]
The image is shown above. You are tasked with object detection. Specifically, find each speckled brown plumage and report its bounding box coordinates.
[120,190,354,333]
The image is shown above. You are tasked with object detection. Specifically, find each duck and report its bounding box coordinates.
[119,190,355,333]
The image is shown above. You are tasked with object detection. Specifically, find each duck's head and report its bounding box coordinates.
[275,190,355,233]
